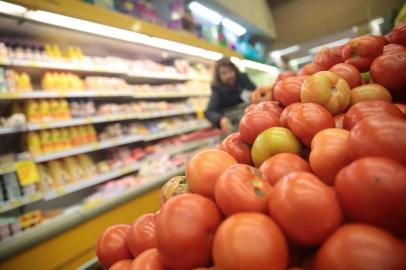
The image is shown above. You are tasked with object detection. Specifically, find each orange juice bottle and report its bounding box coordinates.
[44,43,53,58]
[52,44,62,58]
[85,125,97,142]
[25,100,40,123]
[49,99,59,120]
[51,129,62,151]
[27,131,41,155]
[59,128,71,149]
[20,72,32,92]
[59,99,71,120]
[39,130,53,153]
[39,99,51,122]
[77,125,88,144]
[42,72,51,91]
[69,127,80,146]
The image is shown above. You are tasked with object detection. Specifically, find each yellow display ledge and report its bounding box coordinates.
[0,168,184,270]
[8,0,240,58]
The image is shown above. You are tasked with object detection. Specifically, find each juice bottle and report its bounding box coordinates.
[39,99,51,122]
[41,72,52,90]
[59,128,71,149]
[52,44,62,58]
[62,157,86,182]
[59,99,71,120]
[69,127,80,146]
[77,125,88,144]
[51,129,62,151]
[25,100,40,123]
[26,131,41,155]
[39,130,53,153]
[19,72,32,92]
[44,43,53,58]
[77,154,96,177]
[60,73,68,91]
[47,160,69,186]
[85,125,97,142]
[49,99,59,120]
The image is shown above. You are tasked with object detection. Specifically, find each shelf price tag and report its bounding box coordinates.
[15,160,40,186]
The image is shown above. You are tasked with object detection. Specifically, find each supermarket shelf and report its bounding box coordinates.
[0,90,211,100]
[144,122,210,142]
[0,193,43,214]
[32,135,143,163]
[43,162,141,201]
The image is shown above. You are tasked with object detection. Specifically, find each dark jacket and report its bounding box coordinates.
[205,73,256,127]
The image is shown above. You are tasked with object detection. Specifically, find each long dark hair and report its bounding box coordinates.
[213,57,241,86]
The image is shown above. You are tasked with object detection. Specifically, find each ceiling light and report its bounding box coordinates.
[270,45,300,58]
[222,18,247,36]
[308,38,350,54]
[189,1,222,25]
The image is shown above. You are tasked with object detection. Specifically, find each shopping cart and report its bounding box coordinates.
[221,103,248,136]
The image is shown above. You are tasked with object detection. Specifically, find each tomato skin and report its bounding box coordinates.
[277,70,297,80]
[348,115,406,164]
[127,213,156,257]
[274,76,308,107]
[309,128,351,185]
[301,71,351,114]
[259,153,311,186]
[156,194,222,270]
[213,213,288,270]
[96,224,133,268]
[220,133,252,165]
[314,47,343,70]
[298,63,323,76]
[329,63,362,89]
[342,35,387,72]
[316,224,406,270]
[186,149,236,200]
[109,259,133,270]
[251,127,302,167]
[386,22,406,46]
[336,157,406,236]
[239,110,281,144]
[268,172,343,246]
[370,50,406,92]
[282,103,335,146]
[252,85,273,104]
[244,100,283,116]
[350,83,392,105]
[343,100,403,130]
[130,248,168,270]
[383,44,406,55]
[215,164,272,216]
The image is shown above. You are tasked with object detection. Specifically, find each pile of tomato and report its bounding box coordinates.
[95,22,406,270]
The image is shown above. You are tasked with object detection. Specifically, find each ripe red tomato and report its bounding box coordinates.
[395,103,406,116]
[298,63,323,76]
[383,44,406,55]
[342,35,387,72]
[348,115,406,164]
[244,101,283,116]
[251,85,273,104]
[282,103,335,146]
[239,110,281,144]
[334,113,344,128]
[156,194,222,270]
[274,76,308,107]
[277,70,297,81]
[370,49,406,92]
[314,47,343,69]
[386,21,406,46]
[259,153,311,186]
[350,83,392,105]
[268,172,343,246]
[213,213,288,270]
[186,149,236,200]
[309,128,351,185]
[220,133,252,165]
[336,157,406,236]
[127,213,156,257]
[96,224,133,268]
[316,224,406,270]
[109,259,133,270]
[280,103,302,127]
[215,164,272,216]
[130,248,168,270]
[343,100,403,130]
[329,63,362,89]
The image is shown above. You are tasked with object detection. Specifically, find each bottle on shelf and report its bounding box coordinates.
[47,160,69,186]
[58,99,71,120]
[26,131,42,155]
[39,99,51,122]
[24,99,41,123]
[51,129,62,152]
[39,130,53,153]
[59,128,72,150]
[62,156,86,182]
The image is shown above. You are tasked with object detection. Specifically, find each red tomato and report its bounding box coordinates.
[334,113,344,128]
[127,213,156,257]
[386,21,406,46]
[309,128,351,185]
[348,115,406,164]
[316,224,406,270]
[370,49,406,92]
[96,224,132,268]
[215,164,272,216]
[343,100,403,130]
[239,110,281,144]
[329,63,362,89]
[109,259,133,270]
[342,35,387,72]
[268,172,343,246]
[383,44,406,55]
[298,63,323,76]
[314,47,343,70]
[220,133,252,165]
[259,153,311,186]
[156,194,222,270]
[244,101,283,117]
[130,249,168,270]
[251,85,273,104]
[213,213,288,270]
[277,70,297,81]
[395,103,406,116]
[282,103,335,146]
[350,83,392,105]
[336,157,406,236]
[280,103,302,127]
[274,76,308,107]
[186,149,236,200]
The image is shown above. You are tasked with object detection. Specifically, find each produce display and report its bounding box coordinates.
[96,23,406,270]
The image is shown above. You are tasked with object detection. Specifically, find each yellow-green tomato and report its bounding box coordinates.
[252,127,302,167]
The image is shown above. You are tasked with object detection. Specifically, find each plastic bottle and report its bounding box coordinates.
[62,157,86,182]
[69,127,80,146]
[25,100,40,123]
[51,129,62,151]
[26,131,41,155]
[59,99,71,120]
[77,125,88,144]
[39,99,51,122]
[39,130,53,153]
[59,128,71,149]
[77,154,96,177]
[49,99,59,120]
[19,72,32,92]
[41,72,52,90]
[85,125,97,142]
[47,160,69,186]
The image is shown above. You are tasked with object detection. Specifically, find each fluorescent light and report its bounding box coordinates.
[289,55,313,66]
[0,0,27,15]
[16,10,223,60]
[242,59,279,73]
[222,18,246,36]
[309,38,350,54]
[189,1,222,25]
[270,45,300,59]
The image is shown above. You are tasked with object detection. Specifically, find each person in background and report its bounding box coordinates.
[205,57,256,132]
